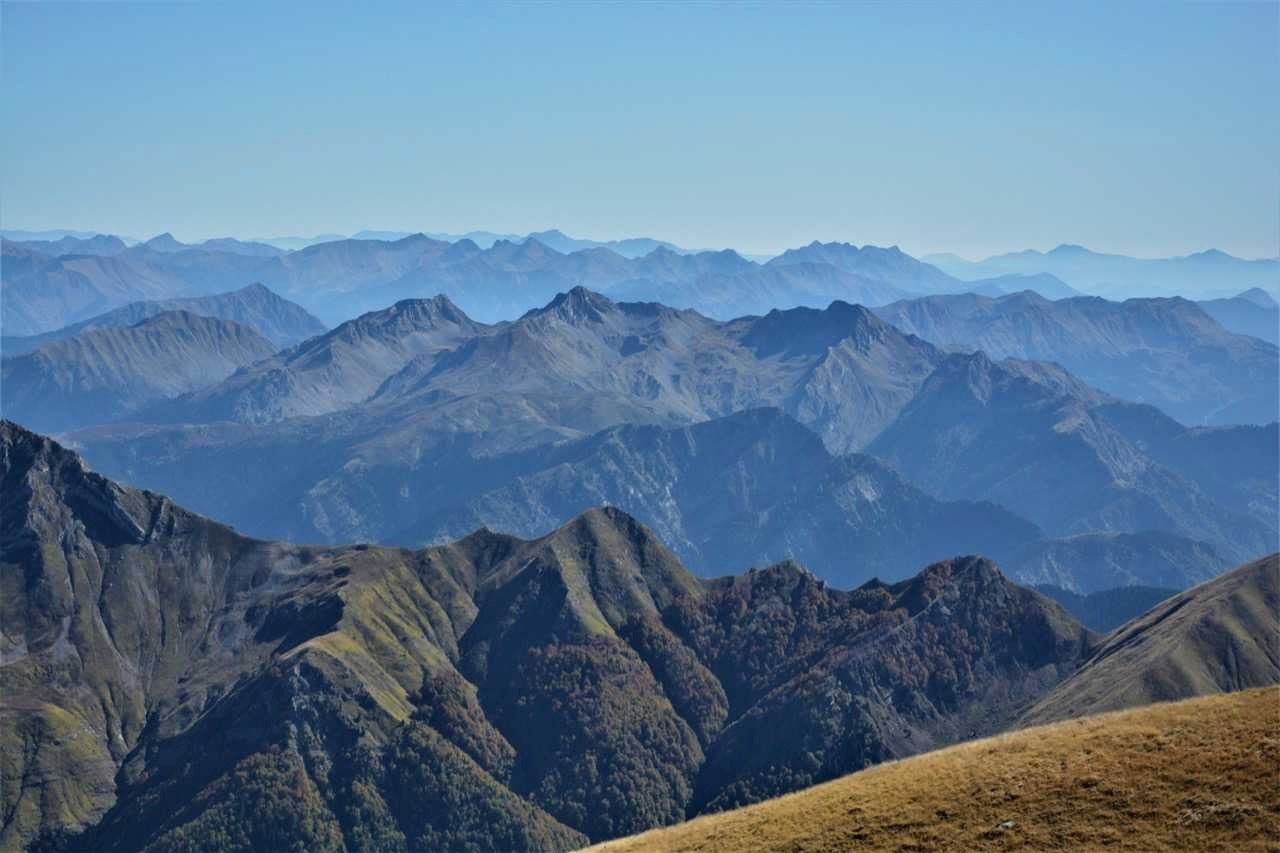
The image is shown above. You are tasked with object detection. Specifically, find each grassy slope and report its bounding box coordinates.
[591,688,1280,852]
[1023,554,1279,726]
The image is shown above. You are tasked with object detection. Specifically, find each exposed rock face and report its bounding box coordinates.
[1,422,1095,851]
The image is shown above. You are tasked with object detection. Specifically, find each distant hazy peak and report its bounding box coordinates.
[527,286,617,323]
[741,298,903,357]
[141,232,187,252]
[1237,287,1278,307]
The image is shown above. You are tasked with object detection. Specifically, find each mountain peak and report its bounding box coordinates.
[742,299,893,357]
[1237,287,1277,307]
[142,232,186,252]
[538,287,616,322]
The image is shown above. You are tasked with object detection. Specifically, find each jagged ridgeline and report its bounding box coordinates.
[1,421,1099,851]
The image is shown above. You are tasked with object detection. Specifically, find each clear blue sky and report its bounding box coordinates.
[3,0,1276,259]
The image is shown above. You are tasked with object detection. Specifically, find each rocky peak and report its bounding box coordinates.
[533,287,617,325]
[741,299,892,357]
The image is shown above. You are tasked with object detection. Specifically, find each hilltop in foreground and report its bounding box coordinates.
[593,688,1280,852]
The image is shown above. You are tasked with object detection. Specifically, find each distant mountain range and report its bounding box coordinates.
[1034,583,1180,633]
[872,290,1279,425]
[0,231,1119,335]
[4,420,1274,851]
[925,244,1279,300]
[62,289,1269,590]
[2,282,325,355]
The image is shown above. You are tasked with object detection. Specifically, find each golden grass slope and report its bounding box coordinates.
[1024,553,1279,726]
[590,688,1280,852]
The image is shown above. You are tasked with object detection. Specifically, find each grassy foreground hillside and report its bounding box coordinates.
[591,688,1280,852]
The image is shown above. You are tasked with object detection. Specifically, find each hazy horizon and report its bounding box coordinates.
[5,223,1280,264]
[4,0,1277,260]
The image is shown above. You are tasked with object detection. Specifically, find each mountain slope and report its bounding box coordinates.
[1198,290,1279,345]
[872,291,1279,425]
[143,289,943,454]
[0,311,277,433]
[1023,554,1280,725]
[1012,530,1227,593]
[592,688,1280,853]
[1,282,325,355]
[163,295,486,424]
[868,351,1278,564]
[394,408,1044,585]
[0,423,1095,850]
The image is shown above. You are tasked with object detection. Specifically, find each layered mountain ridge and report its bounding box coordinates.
[1,421,1097,851]
[68,289,1275,584]
[873,290,1278,425]
[1,282,325,355]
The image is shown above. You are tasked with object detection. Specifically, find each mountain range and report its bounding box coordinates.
[925,244,1279,300]
[873,290,1278,425]
[0,421,1091,849]
[62,290,1270,591]
[1,282,325,355]
[867,350,1277,563]
[3,421,1274,851]
[0,232,1085,335]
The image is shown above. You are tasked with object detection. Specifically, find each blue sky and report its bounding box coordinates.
[3,1,1276,258]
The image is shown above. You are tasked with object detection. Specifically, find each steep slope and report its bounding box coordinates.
[1198,289,1279,345]
[1,423,1096,851]
[137,289,941,453]
[0,312,277,433]
[2,282,325,355]
[394,408,1043,585]
[1023,554,1280,725]
[70,293,953,552]
[868,351,1278,564]
[163,295,487,423]
[873,291,1279,425]
[593,689,1280,853]
[0,420,584,852]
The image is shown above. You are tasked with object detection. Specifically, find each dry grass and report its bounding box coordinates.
[590,688,1280,852]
